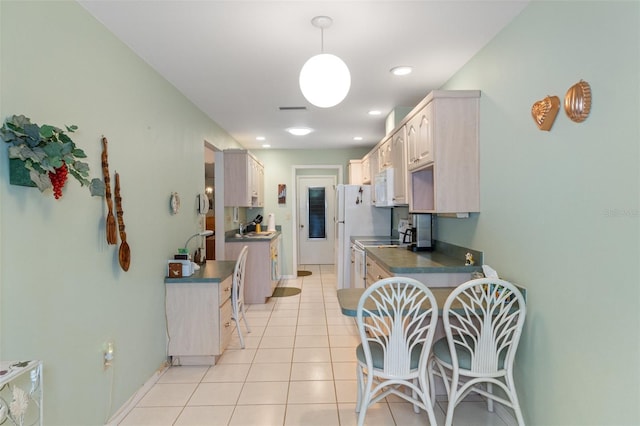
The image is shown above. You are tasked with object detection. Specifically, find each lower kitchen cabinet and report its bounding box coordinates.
[365,256,391,286]
[226,236,280,304]
[165,276,233,365]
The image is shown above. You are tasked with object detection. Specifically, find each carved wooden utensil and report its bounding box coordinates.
[114,172,130,271]
[101,137,117,245]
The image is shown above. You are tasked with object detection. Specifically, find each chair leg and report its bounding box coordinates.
[444,374,459,426]
[240,305,251,333]
[356,367,374,426]
[233,311,245,349]
[355,364,363,413]
[506,373,526,426]
[411,378,420,413]
[487,382,494,412]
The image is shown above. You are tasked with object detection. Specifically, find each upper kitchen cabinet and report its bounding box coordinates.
[391,126,408,205]
[407,90,480,214]
[377,136,392,171]
[406,101,434,171]
[348,159,363,184]
[361,154,372,184]
[224,149,264,207]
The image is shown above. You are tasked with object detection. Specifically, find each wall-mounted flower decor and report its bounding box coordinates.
[1,115,103,199]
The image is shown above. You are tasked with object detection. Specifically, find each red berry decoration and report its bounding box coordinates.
[49,163,68,199]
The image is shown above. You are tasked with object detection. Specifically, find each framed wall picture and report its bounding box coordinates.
[278,184,286,204]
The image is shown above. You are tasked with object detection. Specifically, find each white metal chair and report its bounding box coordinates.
[232,245,251,349]
[429,278,526,426]
[355,277,439,426]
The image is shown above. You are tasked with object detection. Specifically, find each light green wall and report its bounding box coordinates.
[0,1,241,425]
[2,1,638,425]
[252,148,369,276]
[438,1,639,424]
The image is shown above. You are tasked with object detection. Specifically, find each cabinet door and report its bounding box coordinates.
[361,156,371,184]
[348,160,363,184]
[366,257,391,286]
[224,152,251,207]
[166,283,218,356]
[378,138,392,171]
[250,158,264,207]
[407,102,434,171]
[416,102,434,166]
[391,126,407,205]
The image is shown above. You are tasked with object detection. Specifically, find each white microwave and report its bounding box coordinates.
[374,168,395,207]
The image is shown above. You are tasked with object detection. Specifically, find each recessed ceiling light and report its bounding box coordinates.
[286,127,313,136]
[353,136,363,141]
[256,136,266,141]
[262,144,271,148]
[368,110,382,116]
[390,66,412,76]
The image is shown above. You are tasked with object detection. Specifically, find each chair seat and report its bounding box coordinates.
[433,337,506,371]
[357,341,423,370]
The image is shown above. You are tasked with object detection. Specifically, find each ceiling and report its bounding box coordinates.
[79,1,528,151]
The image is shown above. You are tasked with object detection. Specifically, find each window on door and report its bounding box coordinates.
[308,186,326,239]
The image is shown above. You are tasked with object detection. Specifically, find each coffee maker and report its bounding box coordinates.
[408,213,434,251]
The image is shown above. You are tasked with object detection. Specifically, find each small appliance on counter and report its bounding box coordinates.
[408,213,434,251]
[398,219,411,243]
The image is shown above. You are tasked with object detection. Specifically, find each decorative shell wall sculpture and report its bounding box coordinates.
[564,80,591,123]
[531,95,560,131]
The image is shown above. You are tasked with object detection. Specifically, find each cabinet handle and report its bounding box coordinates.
[377,275,383,280]
[224,287,231,292]
[224,322,231,327]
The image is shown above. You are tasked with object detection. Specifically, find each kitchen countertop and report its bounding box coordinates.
[225,230,281,243]
[164,260,236,284]
[352,237,483,274]
[366,247,482,274]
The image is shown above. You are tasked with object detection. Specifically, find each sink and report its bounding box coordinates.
[243,231,275,238]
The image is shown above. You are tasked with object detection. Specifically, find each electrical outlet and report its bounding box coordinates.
[104,341,115,369]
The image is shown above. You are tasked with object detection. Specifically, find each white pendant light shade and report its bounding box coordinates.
[299,53,351,108]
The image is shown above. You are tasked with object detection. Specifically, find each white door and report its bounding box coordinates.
[297,176,336,264]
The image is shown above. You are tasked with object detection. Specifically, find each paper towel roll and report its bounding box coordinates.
[267,213,276,232]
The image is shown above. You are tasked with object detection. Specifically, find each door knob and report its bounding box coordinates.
[300,224,304,228]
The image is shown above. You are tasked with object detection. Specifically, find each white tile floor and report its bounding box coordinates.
[119,265,515,426]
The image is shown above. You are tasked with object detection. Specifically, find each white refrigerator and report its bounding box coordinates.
[335,185,391,289]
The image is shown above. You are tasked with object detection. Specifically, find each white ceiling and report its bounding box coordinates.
[79,1,528,151]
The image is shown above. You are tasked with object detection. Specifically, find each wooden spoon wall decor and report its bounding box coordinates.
[114,172,131,271]
[101,137,118,245]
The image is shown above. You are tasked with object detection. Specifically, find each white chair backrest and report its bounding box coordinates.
[356,277,438,377]
[443,278,526,375]
[233,246,249,306]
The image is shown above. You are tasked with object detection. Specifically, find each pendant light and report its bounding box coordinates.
[299,16,351,108]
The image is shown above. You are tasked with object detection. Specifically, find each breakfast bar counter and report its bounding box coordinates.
[365,246,482,274]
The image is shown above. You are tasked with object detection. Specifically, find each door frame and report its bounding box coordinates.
[291,165,343,272]
[205,141,226,260]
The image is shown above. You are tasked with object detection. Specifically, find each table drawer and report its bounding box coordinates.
[219,298,234,352]
[218,276,232,303]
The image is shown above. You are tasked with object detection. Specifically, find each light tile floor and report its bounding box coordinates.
[119,265,516,426]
